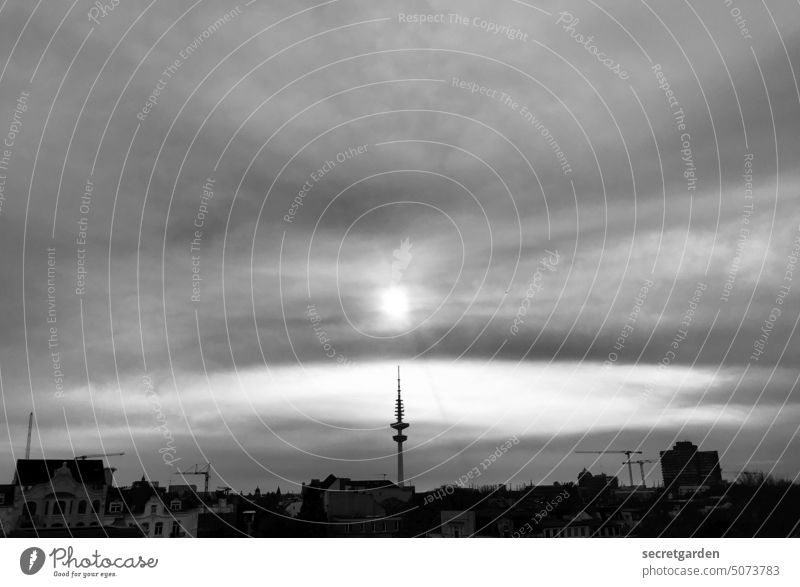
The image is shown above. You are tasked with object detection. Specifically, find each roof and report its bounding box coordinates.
[348,479,399,490]
[307,475,400,491]
[105,480,201,515]
[14,459,106,487]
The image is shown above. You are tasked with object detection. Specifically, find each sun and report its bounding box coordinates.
[380,286,409,321]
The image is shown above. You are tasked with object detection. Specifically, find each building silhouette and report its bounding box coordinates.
[3,378,798,539]
[660,441,722,490]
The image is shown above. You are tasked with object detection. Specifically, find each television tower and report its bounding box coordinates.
[390,366,409,487]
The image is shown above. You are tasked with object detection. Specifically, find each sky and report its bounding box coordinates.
[0,0,799,493]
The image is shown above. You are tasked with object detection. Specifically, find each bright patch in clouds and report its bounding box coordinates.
[380,286,409,322]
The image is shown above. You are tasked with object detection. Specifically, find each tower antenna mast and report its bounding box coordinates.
[390,366,410,487]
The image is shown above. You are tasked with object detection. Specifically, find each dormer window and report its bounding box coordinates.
[109,501,123,513]
[170,499,182,511]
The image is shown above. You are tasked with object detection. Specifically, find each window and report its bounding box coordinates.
[78,500,87,514]
[92,500,100,513]
[170,499,181,511]
[56,501,66,515]
[44,501,49,515]
[142,523,150,535]
[26,502,37,516]
[0,494,5,505]
[172,521,180,536]
[150,504,158,515]
[154,522,163,536]
[76,522,84,527]
[109,501,123,513]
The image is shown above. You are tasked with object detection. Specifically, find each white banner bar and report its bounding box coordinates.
[1,538,798,586]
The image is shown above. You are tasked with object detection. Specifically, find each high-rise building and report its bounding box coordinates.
[660,441,722,489]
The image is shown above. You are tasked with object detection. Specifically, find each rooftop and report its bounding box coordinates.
[13,459,106,487]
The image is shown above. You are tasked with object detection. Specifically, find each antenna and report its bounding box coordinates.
[390,366,409,487]
[25,412,33,459]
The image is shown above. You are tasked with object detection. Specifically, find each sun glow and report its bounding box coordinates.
[381,286,409,321]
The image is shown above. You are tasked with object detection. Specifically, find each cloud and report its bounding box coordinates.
[1,0,799,488]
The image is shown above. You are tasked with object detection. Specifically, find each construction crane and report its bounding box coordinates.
[575,449,643,486]
[177,463,211,494]
[624,459,657,487]
[75,452,125,460]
